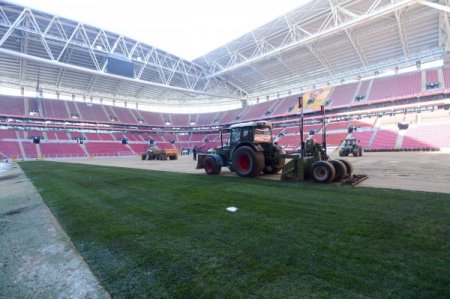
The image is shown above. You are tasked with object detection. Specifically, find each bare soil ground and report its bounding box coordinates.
[0,162,110,298]
[60,151,450,194]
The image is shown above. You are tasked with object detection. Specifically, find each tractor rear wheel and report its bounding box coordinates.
[329,160,347,182]
[339,149,345,157]
[337,159,353,176]
[310,161,336,183]
[204,156,221,175]
[359,148,363,156]
[233,146,265,177]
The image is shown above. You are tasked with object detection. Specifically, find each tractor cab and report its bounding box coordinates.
[229,121,273,150]
[344,138,359,147]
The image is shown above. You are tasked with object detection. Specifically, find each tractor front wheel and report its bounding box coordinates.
[233,146,265,177]
[141,153,147,160]
[204,156,221,175]
[310,161,336,183]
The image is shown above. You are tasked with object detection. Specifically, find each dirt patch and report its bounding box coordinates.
[0,164,110,298]
[59,151,450,194]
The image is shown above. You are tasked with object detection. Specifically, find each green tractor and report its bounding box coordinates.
[339,138,363,157]
[196,121,285,177]
[197,102,365,184]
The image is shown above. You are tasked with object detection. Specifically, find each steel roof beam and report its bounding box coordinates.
[440,4,450,60]
[0,47,241,99]
[330,0,369,71]
[207,0,416,78]
[306,44,335,78]
[0,5,246,98]
[394,9,409,58]
[419,0,450,13]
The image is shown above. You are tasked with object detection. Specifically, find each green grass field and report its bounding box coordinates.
[21,161,450,298]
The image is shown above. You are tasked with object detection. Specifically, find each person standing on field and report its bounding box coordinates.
[192,147,197,160]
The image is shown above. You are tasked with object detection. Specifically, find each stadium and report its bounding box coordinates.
[1,0,449,297]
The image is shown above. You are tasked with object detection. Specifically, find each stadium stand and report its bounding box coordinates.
[2,67,450,160]
[139,110,165,126]
[0,141,22,159]
[328,82,359,107]
[84,142,133,157]
[22,142,38,159]
[70,131,83,138]
[271,96,300,116]
[196,112,219,126]
[355,80,371,102]
[219,107,246,124]
[42,99,70,119]
[369,128,399,150]
[368,72,421,102]
[65,101,81,119]
[421,109,449,123]
[240,100,278,121]
[55,132,70,140]
[0,96,25,116]
[0,129,18,139]
[76,103,110,122]
[350,119,375,128]
[28,98,40,115]
[326,121,349,130]
[40,143,87,158]
[402,123,450,150]
[190,134,206,142]
[112,106,137,124]
[176,134,191,142]
[281,126,301,135]
[425,69,439,86]
[121,133,142,142]
[309,132,348,146]
[128,143,147,154]
[170,114,190,127]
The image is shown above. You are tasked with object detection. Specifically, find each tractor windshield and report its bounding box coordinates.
[254,126,272,143]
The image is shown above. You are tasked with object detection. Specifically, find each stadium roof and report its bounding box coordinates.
[0,0,449,108]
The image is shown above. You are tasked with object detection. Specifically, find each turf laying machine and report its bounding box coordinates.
[196,99,366,184]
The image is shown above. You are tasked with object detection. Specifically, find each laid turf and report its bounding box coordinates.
[21,161,450,298]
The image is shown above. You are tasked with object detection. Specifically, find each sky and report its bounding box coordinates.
[11,0,307,61]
